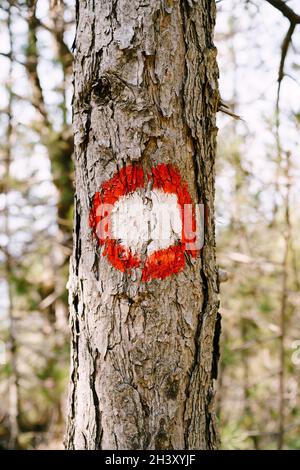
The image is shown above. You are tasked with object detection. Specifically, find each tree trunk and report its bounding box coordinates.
[66,0,220,450]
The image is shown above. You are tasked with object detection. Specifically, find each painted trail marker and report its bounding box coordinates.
[89,163,202,281]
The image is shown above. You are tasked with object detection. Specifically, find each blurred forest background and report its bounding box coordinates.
[0,0,299,450]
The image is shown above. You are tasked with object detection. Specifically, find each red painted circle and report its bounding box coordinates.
[89,164,199,281]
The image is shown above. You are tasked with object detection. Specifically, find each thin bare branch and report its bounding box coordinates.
[265,0,300,24]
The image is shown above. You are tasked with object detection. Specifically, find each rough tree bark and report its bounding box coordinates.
[66,0,220,450]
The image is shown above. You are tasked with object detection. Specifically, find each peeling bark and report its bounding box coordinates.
[66,0,220,450]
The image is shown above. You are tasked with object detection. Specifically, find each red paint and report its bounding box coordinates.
[103,240,140,273]
[150,164,198,258]
[142,245,186,282]
[89,163,200,281]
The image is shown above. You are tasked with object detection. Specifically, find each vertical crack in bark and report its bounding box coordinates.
[89,347,103,449]
[211,312,222,380]
[65,292,80,449]
[74,199,81,277]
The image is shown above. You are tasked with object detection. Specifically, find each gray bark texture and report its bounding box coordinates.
[66,0,220,450]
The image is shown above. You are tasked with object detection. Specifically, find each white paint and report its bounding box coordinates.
[110,189,182,255]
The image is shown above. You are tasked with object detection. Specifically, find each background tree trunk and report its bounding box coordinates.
[66,0,220,450]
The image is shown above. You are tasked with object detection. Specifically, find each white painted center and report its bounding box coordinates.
[110,189,182,255]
